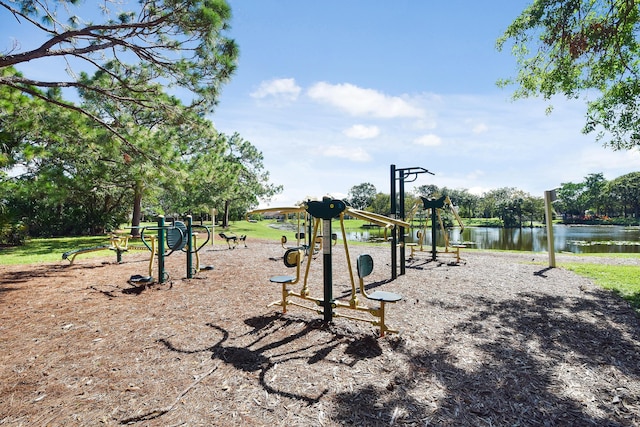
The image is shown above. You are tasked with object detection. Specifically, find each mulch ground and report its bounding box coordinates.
[1,239,640,426]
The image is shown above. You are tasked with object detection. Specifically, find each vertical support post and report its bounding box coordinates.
[390,164,397,280]
[306,198,345,324]
[544,190,557,268]
[158,215,166,283]
[399,174,406,276]
[322,218,333,322]
[186,215,194,278]
[431,208,438,261]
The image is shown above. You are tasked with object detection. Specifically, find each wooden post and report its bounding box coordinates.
[544,190,557,268]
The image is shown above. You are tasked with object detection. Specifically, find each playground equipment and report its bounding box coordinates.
[281,232,305,249]
[218,232,247,249]
[247,197,410,337]
[407,195,465,262]
[281,232,336,254]
[247,207,316,254]
[62,233,151,265]
[135,215,212,284]
[390,164,434,278]
[62,236,121,265]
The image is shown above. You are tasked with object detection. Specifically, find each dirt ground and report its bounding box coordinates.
[1,239,640,426]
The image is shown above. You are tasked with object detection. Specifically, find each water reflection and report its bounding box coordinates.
[347,225,640,254]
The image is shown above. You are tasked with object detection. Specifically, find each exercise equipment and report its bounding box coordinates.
[247,197,410,336]
[218,232,247,249]
[390,164,434,278]
[62,233,150,265]
[407,195,465,262]
[137,215,211,284]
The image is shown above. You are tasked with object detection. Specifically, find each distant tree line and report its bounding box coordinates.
[347,171,640,229]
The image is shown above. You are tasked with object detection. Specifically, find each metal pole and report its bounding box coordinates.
[158,215,166,283]
[186,215,194,278]
[431,208,437,261]
[390,164,397,279]
[399,174,406,275]
[544,190,557,268]
[322,218,333,322]
[306,198,346,323]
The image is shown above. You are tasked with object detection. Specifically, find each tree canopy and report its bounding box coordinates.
[0,0,238,143]
[497,0,640,150]
[0,1,283,239]
[347,182,377,210]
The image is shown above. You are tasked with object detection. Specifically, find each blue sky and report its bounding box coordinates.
[211,1,640,206]
[3,1,639,207]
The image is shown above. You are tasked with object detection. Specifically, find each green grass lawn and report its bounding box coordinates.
[0,235,110,265]
[2,219,639,313]
[0,218,373,265]
[563,262,640,312]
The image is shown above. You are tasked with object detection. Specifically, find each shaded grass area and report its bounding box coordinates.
[0,235,109,265]
[564,262,640,313]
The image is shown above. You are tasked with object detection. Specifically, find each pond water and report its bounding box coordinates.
[346,225,640,254]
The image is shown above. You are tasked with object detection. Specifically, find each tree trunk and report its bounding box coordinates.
[223,199,231,228]
[130,183,144,237]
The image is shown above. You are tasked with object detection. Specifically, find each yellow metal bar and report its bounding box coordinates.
[301,218,321,296]
[194,234,200,273]
[347,208,410,229]
[445,196,465,232]
[436,208,450,250]
[339,212,358,307]
[148,235,157,277]
[246,206,306,220]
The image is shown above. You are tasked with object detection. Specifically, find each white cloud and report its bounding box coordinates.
[465,169,485,181]
[577,146,640,171]
[414,134,442,146]
[468,186,489,196]
[251,78,301,100]
[411,117,438,131]
[320,145,372,162]
[343,124,380,139]
[472,123,489,134]
[307,82,425,119]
